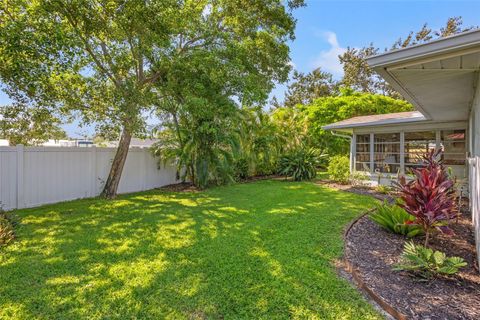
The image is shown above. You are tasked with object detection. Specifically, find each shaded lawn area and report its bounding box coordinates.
[0,180,382,319]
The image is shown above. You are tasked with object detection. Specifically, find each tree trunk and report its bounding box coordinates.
[101,128,132,199]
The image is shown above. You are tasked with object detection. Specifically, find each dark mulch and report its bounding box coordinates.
[158,175,283,192]
[345,211,480,320]
[158,182,199,192]
[315,179,395,202]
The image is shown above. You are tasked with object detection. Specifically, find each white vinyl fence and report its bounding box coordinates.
[0,145,179,210]
[468,157,480,269]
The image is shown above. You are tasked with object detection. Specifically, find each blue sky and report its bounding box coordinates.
[270,0,480,99]
[2,0,480,138]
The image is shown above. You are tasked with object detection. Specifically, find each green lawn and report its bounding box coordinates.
[0,180,381,320]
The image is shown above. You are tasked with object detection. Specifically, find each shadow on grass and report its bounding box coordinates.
[0,180,381,319]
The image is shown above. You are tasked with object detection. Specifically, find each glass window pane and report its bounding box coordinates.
[373,132,400,173]
[440,129,466,165]
[356,134,370,143]
[404,131,436,167]
[374,133,400,142]
[355,134,371,171]
[356,162,371,172]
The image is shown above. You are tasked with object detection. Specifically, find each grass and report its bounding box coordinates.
[0,180,382,319]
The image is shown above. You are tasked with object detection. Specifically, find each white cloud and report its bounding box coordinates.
[311,31,347,78]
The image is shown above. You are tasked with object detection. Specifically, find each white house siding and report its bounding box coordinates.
[468,71,480,268]
[0,146,179,210]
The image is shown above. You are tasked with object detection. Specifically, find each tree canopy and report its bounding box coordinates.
[296,88,413,155]
[0,0,303,194]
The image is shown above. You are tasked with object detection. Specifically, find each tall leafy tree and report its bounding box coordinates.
[340,17,475,98]
[280,68,339,108]
[0,0,303,197]
[301,88,413,155]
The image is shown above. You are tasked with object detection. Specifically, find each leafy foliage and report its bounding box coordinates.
[278,148,323,181]
[0,103,67,145]
[375,185,392,195]
[370,201,423,238]
[394,150,458,246]
[327,155,350,184]
[0,209,17,247]
[394,241,467,279]
[275,68,339,108]
[302,89,413,155]
[233,157,250,181]
[0,0,303,197]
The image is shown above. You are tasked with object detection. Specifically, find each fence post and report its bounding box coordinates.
[16,144,25,209]
[90,146,97,197]
[143,148,148,191]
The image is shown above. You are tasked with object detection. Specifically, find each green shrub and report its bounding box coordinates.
[255,160,276,176]
[394,241,467,279]
[278,148,323,181]
[0,210,16,247]
[375,185,392,194]
[234,157,250,181]
[327,155,350,184]
[370,201,423,238]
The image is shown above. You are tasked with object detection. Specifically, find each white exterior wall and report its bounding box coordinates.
[0,146,179,210]
[468,72,480,269]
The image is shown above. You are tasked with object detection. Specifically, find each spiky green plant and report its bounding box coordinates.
[370,201,423,238]
[278,148,325,181]
[394,241,467,279]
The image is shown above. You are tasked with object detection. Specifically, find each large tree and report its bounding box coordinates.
[0,0,303,197]
[339,17,476,97]
[300,88,413,155]
[279,68,339,108]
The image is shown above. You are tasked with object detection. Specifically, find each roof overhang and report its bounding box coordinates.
[367,29,480,121]
[322,111,426,131]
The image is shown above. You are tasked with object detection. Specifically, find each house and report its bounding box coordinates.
[323,28,480,267]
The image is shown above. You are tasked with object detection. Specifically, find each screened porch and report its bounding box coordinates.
[353,129,467,179]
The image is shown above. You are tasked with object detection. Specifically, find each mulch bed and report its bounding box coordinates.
[158,175,283,192]
[345,209,480,319]
[315,179,396,202]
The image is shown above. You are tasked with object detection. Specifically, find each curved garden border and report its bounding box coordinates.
[341,204,480,320]
[342,209,408,320]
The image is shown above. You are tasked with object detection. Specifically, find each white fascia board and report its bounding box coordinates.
[322,116,426,131]
[367,29,480,68]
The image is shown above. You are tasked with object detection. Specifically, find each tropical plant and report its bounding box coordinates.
[370,201,423,238]
[233,157,250,181]
[278,148,323,181]
[393,241,467,279]
[327,155,350,184]
[394,149,458,247]
[238,107,284,177]
[153,105,241,189]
